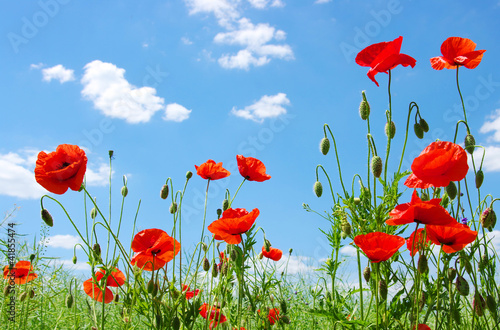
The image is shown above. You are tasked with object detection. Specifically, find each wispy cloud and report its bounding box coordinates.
[231,93,290,122]
[41,64,75,83]
[314,0,332,4]
[164,103,192,122]
[44,234,83,249]
[470,108,500,172]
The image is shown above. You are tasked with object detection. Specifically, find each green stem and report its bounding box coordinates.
[383,70,392,183]
[456,66,468,124]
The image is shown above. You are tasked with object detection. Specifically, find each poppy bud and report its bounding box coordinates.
[363,266,371,283]
[160,184,169,199]
[121,186,128,197]
[172,316,181,330]
[420,191,429,201]
[371,156,382,178]
[289,248,293,255]
[202,242,208,252]
[222,199,229,211]
[72,255,77,264]
[464,134,475,154]
[147,278,155,294]
[93,243,101,258]
[320,137,330,155]
[313,181,323,197]
[231,249,238,262]
[379,279,387,301]
[264,239,272,252]
[280,315,291,324]
[353,197,361,205]
[418,254,428,274]
[414,123,424,139]
[475,170,484,189]
[486,294,497,316]
[473,292,486,317]
[114,293,120,303]
[419,118,429,132]
[66,293,74,308]
[480,208,496,229]
[30,254,36,263]
[216,208,222,217]
[19,291,27,302]
[212,263,218,278]
[341,221,351,236]
[385,121,396,139]
[152,281,159,297]
[479,254,489,272]
[109,150,114,158]
[186,171,193,179]
[203,258,210,272]
[463,258,473,274]
[280,300,287,314]
[418,291,426,309]
[3,286,10,296]
[41,208,53,227]
[448,268,457,282]
[359,91,370,120]
[258,252,264,259]
[90,207,98,219]
[169,202,177,214]
[221,261,228,276]
[29,289,35,299]
[446,181,457,200]
[361,187,371,200]
[456,276,470,296]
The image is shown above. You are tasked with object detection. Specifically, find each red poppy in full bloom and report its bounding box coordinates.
[406,228,431,257]
[195,160,230,180]
[208,208,259,244]
[130,228,180,271]
[236,155,271,182]
[430,37,486,70]
[258,308,280,325]
[199,303,227,329]
[425,222,477,254]
[386,190,456,227]
[35,144,88,194]
[3,261,37,285]
[355,36,416,87]
[182,284,200,300]
[83,268,125,304]
[354,232,405,263]
[261,246,283,261]
[404,141,468,189]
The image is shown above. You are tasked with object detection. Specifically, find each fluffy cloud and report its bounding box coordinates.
[231,93,290,122]
[85,162,113,187]
[314,0,332,4]
[81,60,165,124]
[44,234,83,249]
[480,109,500,143]
[42,64,75,83]
[472,146,500,172]
[340,245,357,257]
[248,0,285,9]
[164,103,192,122]
[184,0,240,29]
[52,259,90,271]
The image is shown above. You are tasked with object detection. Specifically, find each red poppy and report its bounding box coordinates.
[35,144,88,194]
[195,160,230,180]
[406,228,431,257]
[258,308,280,325]
[3,261,37,285]
[425,222,477,254]
[355,36,416,87]
[386,190,456,226]
[217,252,229,271]
[208,208,259,244]
[413,325,431,330]
[261,246,283,261]
[182,284,200,300]
[236,155,271,182]
[404,141,468,189]
[130,228,180,271]
[430,37,486,70]
[354,232,405,263]
[83,268,125,304]
[199,303,227,329]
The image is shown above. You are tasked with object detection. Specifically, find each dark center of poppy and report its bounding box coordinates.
[60,162,71,169]
[151,249,161,256]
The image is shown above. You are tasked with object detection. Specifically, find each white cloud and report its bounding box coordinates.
[248,0,285,9]
[480,109,500,142]
[42,64,75,83]
[181,37,193,45]
[164,103,192,122]
[184,0,241,29]
[52,259,91,271]
[81,60,165,124]
[85,163,113,187]
[231,92,290,122]
[215,18,293,70]
[315,0,332,4]
[0,150,46,199]
[472,146,500,172]
[30,63,44,70]
[340,245,357,257]
[44,234,83,249]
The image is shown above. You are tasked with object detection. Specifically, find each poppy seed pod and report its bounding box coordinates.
[418,254,428,274]
[464,134,476,154]
[121,186,128,197]
[456,276,470,296]
[90,207,98,219]
[169,202,177,214]
[320,137,330,155]
[473,292,486,317]
[371,156,382,178]
[160,184,169,199]
[385,121,396,139]
[41,208,53,227]
[65,293,74,308]
[446,181,457,200]
[359,91,370,120]
[414,123,424,139]
[419,118,429,132]
[363,266,371,282]
[480,208,496,229]
[476,170,484,189]
[186,171,193,179]
[313,181,323,197]
[203,258,210,272]
[379,279,387,301]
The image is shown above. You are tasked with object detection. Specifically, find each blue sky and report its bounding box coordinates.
[1,0,500,275]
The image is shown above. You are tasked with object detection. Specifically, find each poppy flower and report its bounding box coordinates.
[199,303,227,329]
[386,190,456,226]
[404,141,468,189]
[195,160,230,180]
[406,228,431,257]
[355,36,416,87]
[413,325,431,330]
[258,308,280,325]
[261,246,283,261]
[425,222,477,254]
[3,260,37,285]
[182,284,200,300]
[35,144,88,194]
[208,208,259,244]
[354,232,405,263]
[430,37,486,70]
[236,155,271,182]
[130,228,180,271]
[83,268,125,304]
